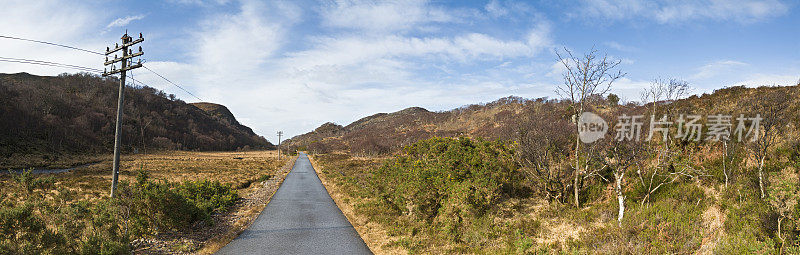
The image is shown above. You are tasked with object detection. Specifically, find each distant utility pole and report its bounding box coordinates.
[277,131,283,158]
[103,31,144,197]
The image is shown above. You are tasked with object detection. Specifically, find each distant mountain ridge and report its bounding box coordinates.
[286,85,800,155]
[0,72,271,160]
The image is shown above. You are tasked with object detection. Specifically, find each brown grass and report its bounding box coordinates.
[1,150,295,254]
[1,153,107,170]
[2,150,284,201]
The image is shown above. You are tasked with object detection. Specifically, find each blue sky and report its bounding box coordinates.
[1,0,798,140]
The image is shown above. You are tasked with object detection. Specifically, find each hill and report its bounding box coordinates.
[297,84,800,253]
[285,96,554,154]
[286,85,800,155]
[190,102,257,135]
[0,72,271,167]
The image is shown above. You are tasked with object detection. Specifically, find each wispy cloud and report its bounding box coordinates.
[106,14,146,28]
[319,0,456,33]
[575,0,789,24]
[691,60,748,80]
[604,41,636,52]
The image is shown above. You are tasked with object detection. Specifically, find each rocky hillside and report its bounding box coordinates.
[190,102,257,136]
[0,72,271,161]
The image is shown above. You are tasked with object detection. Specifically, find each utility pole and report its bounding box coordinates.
[277,131,283,158]
[103,31,144,197]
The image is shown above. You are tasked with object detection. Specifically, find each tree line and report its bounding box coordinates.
[0,72,271,160]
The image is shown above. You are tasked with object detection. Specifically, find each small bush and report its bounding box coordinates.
[115,172,239,234]
[176,180,239,216]
[371,137,523,243]
[8,169,54,195]
[0,203,66,254]
[0,168,241,254]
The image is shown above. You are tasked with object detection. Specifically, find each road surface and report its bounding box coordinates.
[216,153,372,255]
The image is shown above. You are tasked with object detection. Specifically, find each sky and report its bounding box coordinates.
[1,0,798,142]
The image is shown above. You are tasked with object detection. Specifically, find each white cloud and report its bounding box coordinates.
[319,0,455,33]
[546,60,566,78]
[604,41,636,52]
[608,77,654,103]
[106,15,146,28]
[735,73,799,87]
[0,0,113,75]
[485,0,509,17]
[691,60,748,80]
[576,0,789,24]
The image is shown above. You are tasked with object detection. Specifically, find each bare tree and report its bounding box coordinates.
[721,139,744,188]
[555,47,625,207]
[515,106,573,203]
[640,78,689,121]
[637,78,701,205]
[744,90,789,199]
[600,134,645,226]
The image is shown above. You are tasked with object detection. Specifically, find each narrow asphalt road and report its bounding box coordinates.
[216,153,372,255]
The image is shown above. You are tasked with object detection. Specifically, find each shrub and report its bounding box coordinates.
[115,171,239,235]
[715,231,776,254]
[621,197,705,253]
[0,168,240,254]
[115,172,201,235]
[176,180,239,216]
[0,203,66,254]
[371,137,522,241]
[8,169,54,195]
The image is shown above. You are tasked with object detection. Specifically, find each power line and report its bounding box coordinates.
[142,65,202,101]
[0,35,203,102]
[0,57,103,73]
[0,35,104,55]
[0,58,152,90]
[0,57,189,99]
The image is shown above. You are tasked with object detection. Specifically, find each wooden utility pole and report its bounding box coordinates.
[103,31,144,197]
[277,131,283,158]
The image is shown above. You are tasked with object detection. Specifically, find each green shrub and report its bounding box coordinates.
[115,173,200,234]
[176,180,239,216]
[115,171,239,235]
[371,137,522,242]
[0,203,66,254]
[715,231,776,254]
[0,169,240,254]
[621,198,705,253]
[257,174,272,182]
[716,180,781,254]
[8,169,54,195]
